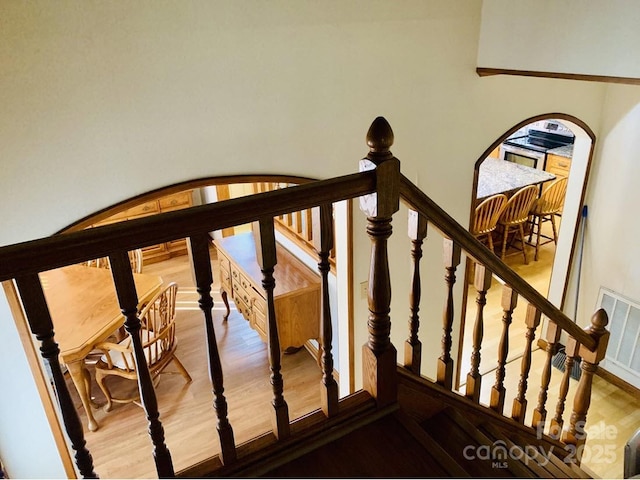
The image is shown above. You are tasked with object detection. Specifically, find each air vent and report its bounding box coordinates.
[597,288,640,388]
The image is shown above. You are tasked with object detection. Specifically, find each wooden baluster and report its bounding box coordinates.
[313,204,339,417]
[14,274,98,479]
[438,238,461,390]
[295,210,303,234]
[465,262,492,403]
[305,208,314,242]
[532,320,560,431]
[512,303,542,423]
[490,285,518,414]
[404,209,428,375]
[253,218,290,438]
[563,309,610,462]
[359,116,400,407]
[108,251,174,477]
[189,234,237,464]
[550,335,579,439]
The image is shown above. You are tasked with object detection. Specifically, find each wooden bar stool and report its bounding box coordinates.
[497,185,539,264]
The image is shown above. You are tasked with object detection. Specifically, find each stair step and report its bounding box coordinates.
[479,422,556,478]
[393,410,470,477]
[264,412,451,477]
[421,408,514,477]
[507,430,589,479]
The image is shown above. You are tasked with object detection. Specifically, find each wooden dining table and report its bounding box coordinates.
[40,264,163,431]
[476,157,556,202]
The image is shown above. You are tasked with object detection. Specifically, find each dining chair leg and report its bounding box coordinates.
[487,232,494,254]
[501,225,510,261]
[550,214,559,244]
[518,223,528,264]
[534,215,542,261]
[171,356,193,383]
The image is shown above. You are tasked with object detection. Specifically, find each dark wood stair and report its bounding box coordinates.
[180,367,594,478]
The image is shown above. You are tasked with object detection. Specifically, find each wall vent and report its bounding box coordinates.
[597,288,640,388]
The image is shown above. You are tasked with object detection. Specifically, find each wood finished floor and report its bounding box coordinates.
[68,247,323,479]
[458,218,640,479]
[65,229,639,479]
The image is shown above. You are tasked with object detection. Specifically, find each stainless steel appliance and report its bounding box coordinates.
[499,121,575,170]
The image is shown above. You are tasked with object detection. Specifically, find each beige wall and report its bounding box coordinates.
[479,0,640,78]
[0,1,622,477]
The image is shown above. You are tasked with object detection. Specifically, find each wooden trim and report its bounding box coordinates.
[476,67,640,86]
[595,365,640,398]
[1,281,77,479]
[346,200,355,394]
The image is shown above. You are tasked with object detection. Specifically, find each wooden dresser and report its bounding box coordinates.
[92,190,194,264]
[214,232,320,352]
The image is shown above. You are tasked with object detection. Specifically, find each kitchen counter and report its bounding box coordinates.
[477,157,556,201]
[547,144,573,158]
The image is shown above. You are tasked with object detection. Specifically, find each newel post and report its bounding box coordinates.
[563,309,610,461]
[359,116,400,407]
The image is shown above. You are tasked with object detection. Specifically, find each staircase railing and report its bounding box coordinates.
[0,117,608,478]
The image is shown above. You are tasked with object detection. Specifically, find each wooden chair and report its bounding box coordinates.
[497,185,539,264]
[471,194,508,254]
[94,282,192,411]
[83,249,143,273]
[528,177,569,261]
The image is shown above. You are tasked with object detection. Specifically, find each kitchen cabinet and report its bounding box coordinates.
[214,232,320,352]
[545,153,572,178]
[92,190,194,264]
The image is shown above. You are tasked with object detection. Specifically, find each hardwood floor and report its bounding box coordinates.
[458,218,640,479]
[64,228,638,479]
[68,245,323,479]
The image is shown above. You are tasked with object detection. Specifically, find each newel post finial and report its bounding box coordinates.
[366,116,394,162]
[359,116,400,408]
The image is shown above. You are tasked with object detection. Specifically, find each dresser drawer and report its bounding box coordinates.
[159,191,192,211]
[126,200,159,218]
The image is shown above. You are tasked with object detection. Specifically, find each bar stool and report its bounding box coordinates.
[497,185,539,264]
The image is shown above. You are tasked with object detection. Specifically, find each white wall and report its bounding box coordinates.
[0,1,615,476]
[574,85,640,326]
[478,0,640,78]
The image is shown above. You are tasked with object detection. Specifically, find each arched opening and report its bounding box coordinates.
[9,175,354,478]
[456,113,595,391]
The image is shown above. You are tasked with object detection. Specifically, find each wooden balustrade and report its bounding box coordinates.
[490,285,518,414]
[465,263,492,403]
[438,238,460,390]
[404,210,428,375]
[512,303,542,423]
[313,203,339,417]
[189,233,237,464]
[253,218,290,439]
[0,116,611,477]
[109,250,175,477]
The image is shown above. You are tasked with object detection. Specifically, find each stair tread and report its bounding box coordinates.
[421,409,515,477]
[508,430,587,479]
[393,410,470,477]
[263,412,450,477]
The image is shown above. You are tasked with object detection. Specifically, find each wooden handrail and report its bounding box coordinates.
[398,174,596,351]
[0,171,375,280]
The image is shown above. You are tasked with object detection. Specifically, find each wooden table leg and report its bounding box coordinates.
[66,360,100,432]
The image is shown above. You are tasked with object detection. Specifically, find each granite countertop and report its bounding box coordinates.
[477,158,556,201]
[547,144,573,158]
